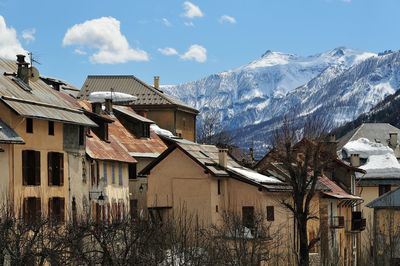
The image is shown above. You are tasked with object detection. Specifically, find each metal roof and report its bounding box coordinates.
[367,187,400,208]
[0,119,24,144]
[337,123,400,150]
[0,58,96,126]
[113,106,154,123]
[79,75,198,113]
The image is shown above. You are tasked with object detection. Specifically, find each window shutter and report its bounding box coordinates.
[60,153,64,186]
[36,197,41,219]
[91,161,95,187]
[22,151,28,185]
[23,198,28,223]
[48,152,53,186]
[60,197,65,223]
[103,161,107,184]
[118,163,123,186]
[35,151,41,185]
[48,197,53,221]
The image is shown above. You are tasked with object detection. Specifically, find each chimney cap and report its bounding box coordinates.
[16,54,27,64]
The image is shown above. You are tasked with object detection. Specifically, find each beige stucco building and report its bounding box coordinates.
[0,55,96,224]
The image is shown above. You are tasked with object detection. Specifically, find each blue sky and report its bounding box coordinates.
[0,0,399,87]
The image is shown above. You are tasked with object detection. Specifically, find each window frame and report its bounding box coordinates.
[48,121,54,136]
[266,206,275,221]
[26,118,33,133]
[22,150,40,186]
[48,152,64,186]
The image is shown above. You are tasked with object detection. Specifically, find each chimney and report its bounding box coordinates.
[218,148,228,169]
[16,54,30,84]
[350,154,360,167]
[389,132,398,147]
[328,134,336,142]
[92,102,102,114]
[154,76,160,90]
[105,99,113,115]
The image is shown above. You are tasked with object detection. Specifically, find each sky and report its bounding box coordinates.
[0,0,399,88]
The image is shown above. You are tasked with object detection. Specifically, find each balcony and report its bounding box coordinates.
[345,211,366,233]
[330,216,345,229]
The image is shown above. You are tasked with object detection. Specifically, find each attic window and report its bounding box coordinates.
[12,77,32,92]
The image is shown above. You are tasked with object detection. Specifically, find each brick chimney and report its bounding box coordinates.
[218,148,228,168]
[154,76,160,90]
[105,99,113,115]
[389,132,398,147]
[16,54,30,84]
[350,154,360,167]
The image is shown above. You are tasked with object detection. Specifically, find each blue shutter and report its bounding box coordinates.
[118,163,123,186]
[112,162,115,184]
[103,161,107,184]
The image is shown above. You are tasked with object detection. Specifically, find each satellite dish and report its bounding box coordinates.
[29,67,40,82]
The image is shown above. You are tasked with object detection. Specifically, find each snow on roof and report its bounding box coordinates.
[343,138,394,158]
[88,91,137,103]
[150,124,174,138]
[228,166,283,184]
[358,153,400,178]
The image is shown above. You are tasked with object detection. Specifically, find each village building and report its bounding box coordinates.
[254,138,365,265]
[338,123,400,261]
[0,55,96,223]
[366,187,400,265]
[78,75,199,141]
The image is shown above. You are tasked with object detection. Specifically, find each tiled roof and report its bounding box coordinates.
[109,119,167,157]
[0,119,24,144]
[0,58,95,126]
[79,75,198,113]
[86,132,136,163]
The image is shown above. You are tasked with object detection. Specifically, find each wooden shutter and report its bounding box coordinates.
[48,197,53,221]
[22,151,28,185]
[60,197,65,223]
[59,153,64,186]
[91,161,95,187]
[23,198,28,223]
[48,152,53,186]
[34,151,41,185]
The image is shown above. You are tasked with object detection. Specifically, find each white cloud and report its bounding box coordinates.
[63,16,149,64]
[180,44,207,63]
[182,1,203,18]
[219,15,236,24]
[162,18,172,27]
[0,16,26,59]
[184,21,195,27]
[22,28,36,43]
[74,48,87,55]
[158,47,178,56]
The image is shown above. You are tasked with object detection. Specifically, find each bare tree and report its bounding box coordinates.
[273,115,333,266]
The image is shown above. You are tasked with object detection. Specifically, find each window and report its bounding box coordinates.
[266,206,275,221]
[48,121,54,136]
[48,197,65,225]
[78,126,85,146]
[22,150,40,186]
[103,161,108,184]
[23,197,41,224]
[111,162,115,184]
[216,205,219,212]
[217,179,221,195]
[91,160,99,187]
[48,152,64,186]
[142,124,150,138]
[118,163,123,186]
[129,163,137,180]
[379,185,391,196]
[242,206,255,230]
[26,118,33,133]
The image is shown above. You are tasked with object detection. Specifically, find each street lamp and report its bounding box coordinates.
[89,191,106,206]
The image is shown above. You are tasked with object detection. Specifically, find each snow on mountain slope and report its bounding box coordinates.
[163,47,375,130]
[161,48,400,156]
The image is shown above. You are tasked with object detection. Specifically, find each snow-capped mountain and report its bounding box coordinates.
[162,48,400,156]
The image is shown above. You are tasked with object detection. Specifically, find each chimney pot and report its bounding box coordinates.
[218,148,228,168]
[92,102,102,114]
[105,99,113,114]
[328,134,336,142]
[350,154,360,167]
[154,76,160,90]
[389,132,398,147]
[16,54,30,84]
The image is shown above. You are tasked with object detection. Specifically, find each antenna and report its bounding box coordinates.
[28,52,41,67]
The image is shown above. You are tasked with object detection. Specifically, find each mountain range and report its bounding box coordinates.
[162,47,400,157]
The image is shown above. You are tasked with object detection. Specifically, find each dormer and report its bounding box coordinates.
[113,106,154,139]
